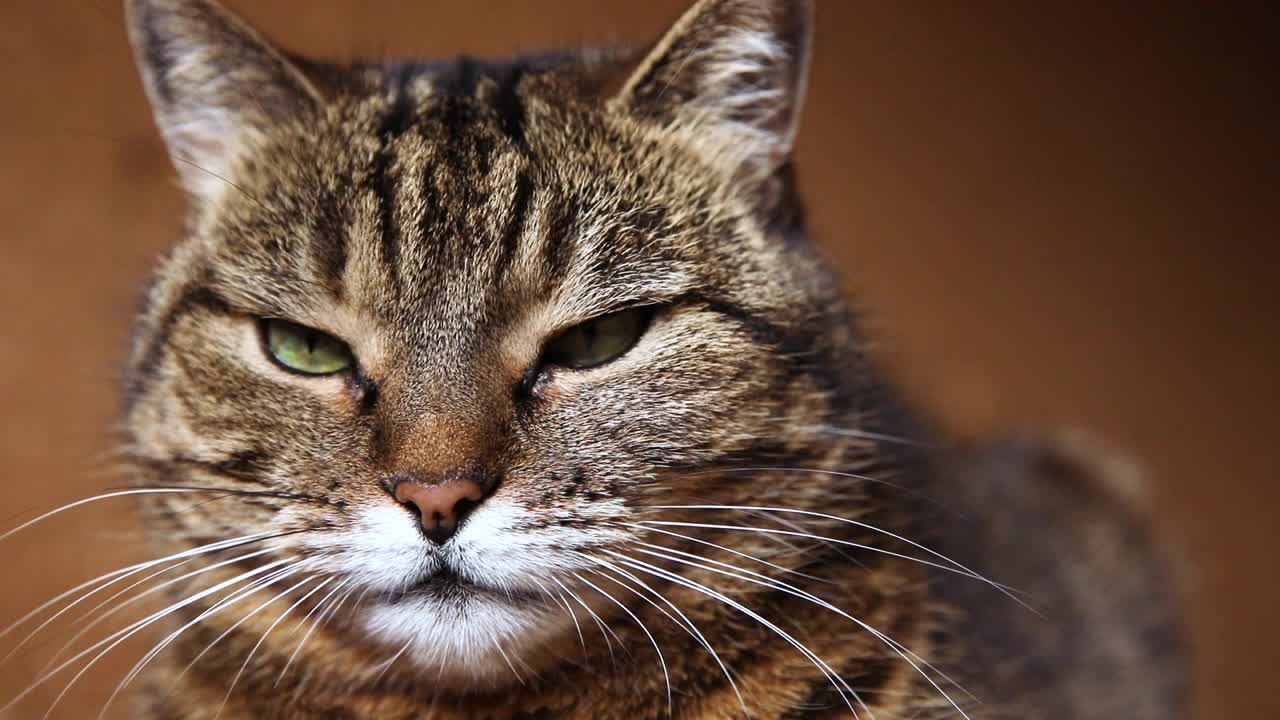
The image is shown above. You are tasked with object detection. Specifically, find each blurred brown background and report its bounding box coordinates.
[1,1,1275,718]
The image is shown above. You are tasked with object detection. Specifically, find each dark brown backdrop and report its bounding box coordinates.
[1,2,1275,718]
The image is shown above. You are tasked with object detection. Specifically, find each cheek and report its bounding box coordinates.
[292,503,435,592]
[528,335,780,469]
[137,316,372,482]
[448,495,629,589]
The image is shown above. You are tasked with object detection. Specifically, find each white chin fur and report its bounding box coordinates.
[362,592,552,683]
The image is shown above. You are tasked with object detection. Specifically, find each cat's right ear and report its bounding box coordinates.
[608,0,813,186]
[124,0,322,203]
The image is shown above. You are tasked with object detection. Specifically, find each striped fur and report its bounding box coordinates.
[117,0,1186,718]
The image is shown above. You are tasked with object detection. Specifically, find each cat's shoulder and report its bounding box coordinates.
[925,431,1189,719]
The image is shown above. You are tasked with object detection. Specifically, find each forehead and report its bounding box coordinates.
[203,63,733,339]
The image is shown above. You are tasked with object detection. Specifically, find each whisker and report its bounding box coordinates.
[631,544,974,716]
[213,573,325,720]
[347,585,375,621]
[646,507,1033,610]
[550,576,620,665]
[2,531,285,659]
[150,564,308,698]
[173,155,270,210]
[554,589,588,656]
[67,557,200,628]
[106,566,320,719]
[368,636,414,687]
[572,571,672,714]
[0,488,242,544]
[36,541,296,673]
[528,577,586,656]
[620,522,827,582]
[36,532,296,668]
[275,578,352,687]
[638,520,988,586]
[13,557,297,718]
[669,470,963,519]
[725,506,832,556]
[807,425,936,448]
[672,467,914,496]
[273,580,361,700]
[30,557,199,675]
[580,557,748,718]
[482,625,525,686]
[602,550,867,719]
[2,561,164,649]
[312,582,362,648]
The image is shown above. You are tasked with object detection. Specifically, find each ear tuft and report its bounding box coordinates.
[611,0,813,182]
[125,0,322,203]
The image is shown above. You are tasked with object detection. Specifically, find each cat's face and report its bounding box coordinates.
[125,0,841,683]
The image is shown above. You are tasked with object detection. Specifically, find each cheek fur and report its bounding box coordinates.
[449,498,630,592]
[299,504,436,592]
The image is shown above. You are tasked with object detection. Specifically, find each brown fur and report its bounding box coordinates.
[111,0,1186,717]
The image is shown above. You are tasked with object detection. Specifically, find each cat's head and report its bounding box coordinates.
[124,0,864,684]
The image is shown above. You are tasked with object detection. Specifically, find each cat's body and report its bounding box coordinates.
[110,0,1185,717]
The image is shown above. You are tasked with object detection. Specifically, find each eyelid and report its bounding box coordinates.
[537,304,659,372]
[550,301,665,337]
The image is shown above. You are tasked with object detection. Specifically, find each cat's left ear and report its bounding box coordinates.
[609,0,813,183]
[124,0,323,203]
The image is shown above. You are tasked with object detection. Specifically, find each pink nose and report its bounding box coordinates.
[393,476,486,544]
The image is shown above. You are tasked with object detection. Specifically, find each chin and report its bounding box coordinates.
[360,584,559,685]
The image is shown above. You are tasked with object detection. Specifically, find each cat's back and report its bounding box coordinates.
[927,435,1187,719]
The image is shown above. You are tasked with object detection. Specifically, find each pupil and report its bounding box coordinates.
[305,331,318,354]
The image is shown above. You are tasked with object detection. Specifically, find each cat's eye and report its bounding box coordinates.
[261,319,354,375]
[542,307,654,370]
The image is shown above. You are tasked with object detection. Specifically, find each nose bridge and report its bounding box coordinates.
[390,411,491,479]
[377,355,502,481]
[370,307,516,472]
[379,376,504,543]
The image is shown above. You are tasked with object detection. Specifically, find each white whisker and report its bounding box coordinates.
[621,522,825,581]
[632,544,974,716]
[12,556,296,718]
[32,557,199,676]
[529,576,586,655]
[482,624,524,686]
[105,566,320,719]
[640,520,984,586]
[213,574,325,720]
[369,636,414,686]
[646,507,1032,611]
[550,576,620,665]
[1,531,280,651]
[38,546,281,675]
[808,425,935,448]
[275,578,351,687]
[572,571,672,713]
[0,488,233,544]
[602,550,867,719]
[581,556,749,718]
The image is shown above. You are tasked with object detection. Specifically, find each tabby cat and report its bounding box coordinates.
[10,0,1187,717]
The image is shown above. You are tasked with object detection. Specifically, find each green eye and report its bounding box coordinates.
[262,319,354,375]
[543,307,653,370]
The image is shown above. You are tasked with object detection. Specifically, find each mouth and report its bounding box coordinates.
[405,564,468,596]
[392,562,545,606]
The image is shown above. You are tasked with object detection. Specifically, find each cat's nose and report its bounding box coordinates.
[392,474,486,545]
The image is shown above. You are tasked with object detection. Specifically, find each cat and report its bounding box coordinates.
[7,0,1186,717]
